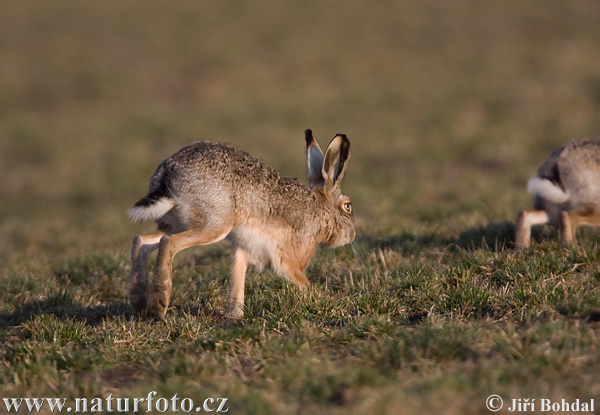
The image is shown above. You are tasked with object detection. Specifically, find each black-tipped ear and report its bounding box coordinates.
[305,129,313,146]
[322,134,351,188]
[305,129,325,187]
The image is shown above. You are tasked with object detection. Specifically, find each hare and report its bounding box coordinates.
[127,130,355,320]
[515,137,600,248]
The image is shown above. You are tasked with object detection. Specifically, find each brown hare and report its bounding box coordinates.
[515,137,600,247]
[128,130,355,320]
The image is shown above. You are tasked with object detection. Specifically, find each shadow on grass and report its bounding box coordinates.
[359,221,558,253]
[454,221,515,250]
[359,221,518,253]
[371,231,450,251]
[0,289,129,329]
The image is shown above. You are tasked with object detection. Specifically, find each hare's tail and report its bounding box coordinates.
[128,182,174,222]
[527,177,569,203]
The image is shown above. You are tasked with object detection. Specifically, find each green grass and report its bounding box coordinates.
[1,1,600,414]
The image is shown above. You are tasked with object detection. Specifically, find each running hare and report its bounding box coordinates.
[128,130,355,320]
[515,137,600,247]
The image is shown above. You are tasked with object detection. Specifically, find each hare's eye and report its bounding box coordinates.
[342,202,352,214]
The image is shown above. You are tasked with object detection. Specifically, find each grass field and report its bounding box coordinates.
[1,1,600,414]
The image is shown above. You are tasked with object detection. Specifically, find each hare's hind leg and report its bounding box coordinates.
[129,231,165,318]
[149,227,232,320]
[228,248,247,319]
[515,210,549,248]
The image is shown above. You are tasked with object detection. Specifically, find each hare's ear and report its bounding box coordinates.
[322,134,351,189]
[305,129,325,187]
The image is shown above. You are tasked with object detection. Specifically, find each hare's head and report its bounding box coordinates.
[305,129,355,247]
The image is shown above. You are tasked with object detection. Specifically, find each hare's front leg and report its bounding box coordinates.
[129,232,164,318]
[288,270,310,288]
[228,248,247,319]
[282,262,311,289]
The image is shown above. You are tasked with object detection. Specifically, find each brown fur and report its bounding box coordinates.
[515,137,600,247]
[128,130,355,319]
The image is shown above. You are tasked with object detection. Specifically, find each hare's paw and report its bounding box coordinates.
[227,302,244,319]
[149,287,170,321]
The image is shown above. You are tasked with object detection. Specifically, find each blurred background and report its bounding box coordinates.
[1,0,600,265]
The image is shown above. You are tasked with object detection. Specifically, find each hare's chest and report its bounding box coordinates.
[230,222,290,272]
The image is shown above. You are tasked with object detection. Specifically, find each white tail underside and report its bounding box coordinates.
[128,198,175,222]
[527,177,569,203]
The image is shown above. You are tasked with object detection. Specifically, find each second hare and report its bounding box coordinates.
[515,137,600,247]
[128,130,355,320]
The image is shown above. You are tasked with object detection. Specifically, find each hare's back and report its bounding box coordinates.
[160,141,310,204]
[164,141,260,174]
[159,141,276,185]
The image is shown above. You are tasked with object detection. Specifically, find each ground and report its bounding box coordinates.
[1,2,599,414]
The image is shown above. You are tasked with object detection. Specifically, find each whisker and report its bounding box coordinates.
[351,241,366,269]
